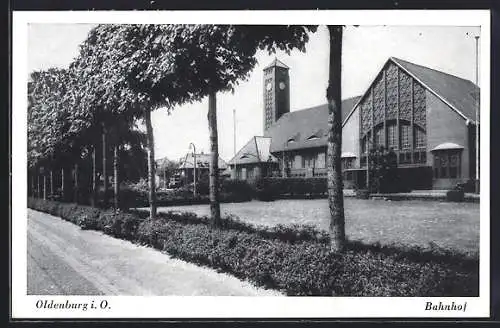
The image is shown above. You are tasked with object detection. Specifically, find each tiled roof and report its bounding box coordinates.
[266,97,361,153]
[179,153,227,170]
[228,136,278,165]
[391,57,480,122]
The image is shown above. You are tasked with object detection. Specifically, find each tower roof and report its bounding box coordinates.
[264,58,290,70]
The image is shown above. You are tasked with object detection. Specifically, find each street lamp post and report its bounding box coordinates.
[474,35,480,194]
[189,142,197,198]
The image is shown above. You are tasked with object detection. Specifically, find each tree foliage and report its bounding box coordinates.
[27,68,78,168]
[28,24,318,215]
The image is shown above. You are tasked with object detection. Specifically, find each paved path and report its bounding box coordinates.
[27,209,281,296]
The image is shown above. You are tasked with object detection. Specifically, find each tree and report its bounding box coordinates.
[326,26,345,252]
[71,25,146,209]
[159,24,317,226]
[368,145,399,194]
[75,24,315,221]
[156,157,179,188]
[28,68,81,201]
[82,24,204,218]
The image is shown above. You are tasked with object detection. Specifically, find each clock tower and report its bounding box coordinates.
[263,58,290,134]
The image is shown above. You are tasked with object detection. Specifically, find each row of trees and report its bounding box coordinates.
[28,24,347,252]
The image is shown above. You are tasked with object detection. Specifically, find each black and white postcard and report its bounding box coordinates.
[11,9,490,319]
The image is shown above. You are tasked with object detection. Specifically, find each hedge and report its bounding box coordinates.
[28,198,478,297]
[119,180,254,208]
[254,178,327,200]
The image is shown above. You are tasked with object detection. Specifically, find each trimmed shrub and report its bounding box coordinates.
[447,189,465,202]
[28,198,478,297]
[117,181,253,208]
[455,180,476,193]
[446,189,465,202]
[356,189,370,199]
[254,177,327,199]
[138,219,477,296]
[221,179,254,197]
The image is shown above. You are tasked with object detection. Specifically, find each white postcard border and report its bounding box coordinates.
[12,9,491,319]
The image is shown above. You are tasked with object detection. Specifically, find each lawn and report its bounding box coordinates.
[156,198,479,256]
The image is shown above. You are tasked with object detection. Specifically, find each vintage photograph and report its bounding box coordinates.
[14,10,489,318]
[26,23,481,297]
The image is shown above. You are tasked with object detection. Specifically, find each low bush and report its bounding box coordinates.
[118,182,252,208]
[254,178,327,199]
[135,220,477,296]
[446,189,465,202]
[455,180,476,193]
[129,210,330,244]
[28,197,478,297]
[221,179,254,197]
[355,189,370,199]
[28,197,143,241]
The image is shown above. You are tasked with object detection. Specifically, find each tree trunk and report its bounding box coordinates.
[208,91,221,226]
[74,162,79,203]
[50,169,54,196]
[43,174,47,200]
[326,25,346,252]
[144,110,157,219]
[61,167,65,201]
[92,145,97,206]
[36,173,40,198]
[113,144,120,210]
[30,170,35,197]
[102,123,108,207]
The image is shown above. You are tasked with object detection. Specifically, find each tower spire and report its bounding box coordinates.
[263,58,290,134]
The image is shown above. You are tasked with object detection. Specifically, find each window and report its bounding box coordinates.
[344,171,354,181]
[399,151,412,164]
[400,125,411,150]
[361,132,371,154]
[342,158,354,170]
[375,126,384,148]
[415,127,426,149]
[433,151,461,179]
[449,154,459,178]
[247,167,254,180]
[414,151,427,164]
[294,155,301,169]
[316,152,326,168]
[387,124,397,150]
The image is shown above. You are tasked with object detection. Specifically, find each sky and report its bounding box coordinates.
[28,24,481,163]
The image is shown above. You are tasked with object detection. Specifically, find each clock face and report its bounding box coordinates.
[266,82,273,91]
[279,81,286,90]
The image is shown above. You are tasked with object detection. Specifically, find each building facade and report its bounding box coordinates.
[176,152,228,186]
[229,57,480,190]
